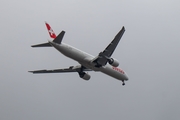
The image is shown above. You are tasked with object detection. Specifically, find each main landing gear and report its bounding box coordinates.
[122,80,125,86]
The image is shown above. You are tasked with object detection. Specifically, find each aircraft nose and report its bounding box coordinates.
[124,73,129,80]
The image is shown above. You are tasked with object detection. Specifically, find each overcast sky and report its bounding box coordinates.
[1,0,180,120]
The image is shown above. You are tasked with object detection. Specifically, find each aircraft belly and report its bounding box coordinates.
[56,44,93,63]
[80,63,127,81]
[61,50,85,61]
[100,65,127,81]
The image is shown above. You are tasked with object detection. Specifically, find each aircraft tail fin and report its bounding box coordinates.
[31,22,65,47]
[45,22,57,39]
[31,31,65,47]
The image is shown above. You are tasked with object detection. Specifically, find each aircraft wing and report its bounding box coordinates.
[29,66,92,74]
[92,26,125,66]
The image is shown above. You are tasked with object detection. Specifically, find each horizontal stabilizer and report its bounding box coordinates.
[31,31,65,47]
[31,42,51,47]
[53,31,65,44]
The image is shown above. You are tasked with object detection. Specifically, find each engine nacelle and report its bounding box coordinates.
[109,58,119,67]
[79,72,91,80]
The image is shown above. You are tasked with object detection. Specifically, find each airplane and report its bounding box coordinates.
[29,22,129,85]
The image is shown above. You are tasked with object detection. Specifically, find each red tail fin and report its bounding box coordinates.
[45,22,57,39]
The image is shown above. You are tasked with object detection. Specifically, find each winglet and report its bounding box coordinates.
[45,22,57,39]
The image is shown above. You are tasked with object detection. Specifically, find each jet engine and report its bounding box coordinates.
[108,58,119,67]
[79,72,91,80]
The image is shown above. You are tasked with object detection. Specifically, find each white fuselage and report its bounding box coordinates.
[49,41,129,81]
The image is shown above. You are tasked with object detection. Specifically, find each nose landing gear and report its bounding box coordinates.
[122,80,125,86]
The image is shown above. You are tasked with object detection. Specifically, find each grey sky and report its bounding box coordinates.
[0,0,180,120]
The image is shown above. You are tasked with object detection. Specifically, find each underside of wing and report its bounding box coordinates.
[29,66,92,74]
[92,26,125,67]
[29,69,76,74]
[102,26,125,57]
